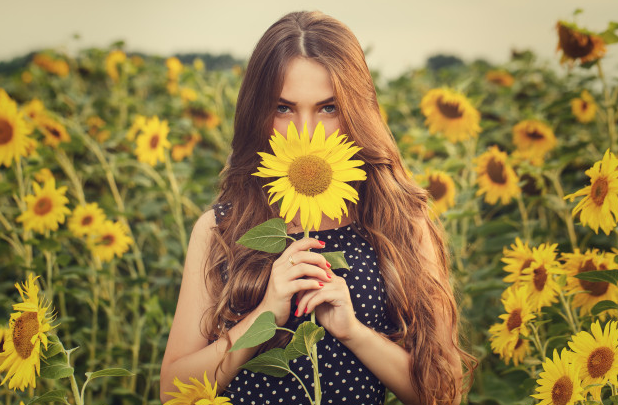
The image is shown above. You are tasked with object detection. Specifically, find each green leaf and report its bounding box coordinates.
[600,21,618,44]
[85,367,134,381]
[574,270,618,285]
[42,339,64,359]
[591,300,618,316]
[236,218,289,253]
[285,321,325,360]
[38,237,61,252]
[26,390,70,405]
[40,363,74,380]
[229,311,278,352]
[321,251,349,270]
[241,348,290,378]
[609,394,618,405]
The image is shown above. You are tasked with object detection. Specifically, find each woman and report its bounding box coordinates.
[161,11,475,405]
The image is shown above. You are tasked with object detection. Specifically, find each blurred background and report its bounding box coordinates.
[1,1,618,405]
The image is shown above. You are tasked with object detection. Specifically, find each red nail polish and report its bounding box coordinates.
[326,273,332,279]
[326,262,331,268]
[295,308,299,317]
[304,307,309,313]
[318,240,326,246]
[318,282,324,287]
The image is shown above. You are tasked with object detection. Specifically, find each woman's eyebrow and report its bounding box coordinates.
[278,97,335,106]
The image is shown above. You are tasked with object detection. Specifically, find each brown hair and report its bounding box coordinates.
[202,10,476,404]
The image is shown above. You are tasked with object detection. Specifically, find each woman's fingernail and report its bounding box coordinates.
[295,308,299,317]
[304,307,309,313]
[326,273,332,279]
[318,240,326,246]
[326,261,331,268]
[318,282,324,287]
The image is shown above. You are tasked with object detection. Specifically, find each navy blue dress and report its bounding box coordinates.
[213,203,400,405]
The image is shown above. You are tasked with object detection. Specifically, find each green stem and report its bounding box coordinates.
[597,61,617,153]
[69,374,84,405]
[164,152,188,257]
[557,286,580,334]
[44,247,54,304]
[549,170,578,250]
[516,194,530,241]
[304,228,321,405]
[14,159,32,269]
[529,322,545,361]
[287,368,315,405]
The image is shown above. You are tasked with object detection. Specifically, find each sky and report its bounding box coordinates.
[2,0,617,79]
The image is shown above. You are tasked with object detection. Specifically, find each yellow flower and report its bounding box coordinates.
[166,57,183,82]
[253,121,366,232]
[489,285,535,366]
[0,89,33,167]
[571,90,597,123]
[562,249,618,319]
[486,70,514,87]
[130,55,144,67]
[105,50,126,82]
[565,149,618,235]
[0,274,54,391]
[33,168,54,183]
[21,72,33,84]
[512,120,557,162]
[557,21,606,65]
[37,116,70,148]
[180,87,198,103]
[88,220,133,263]
[134,116,171,166]
[0,325,8,364]
[185,107,221,130]
[193,58,205,71]
[68,202,107,238]
[32,54,69,77]
[420,88,481,143]
[474,146,520,205]
[16,178,70,234]
[568,320,618,400]
[532,348,584,405]
[164,370,231,405]
[172,133,201,162]
[126,115,146,142]
[22,99,46,123]
[519,242,562,311]
[421,170,456,218]
[501,237,535,286]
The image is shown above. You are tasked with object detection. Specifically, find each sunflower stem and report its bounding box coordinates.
[557,286,580,334]
[304,228,322,405]
[164,152,188,258]
[597,61,617,153]
[548,170,578,251]
[14,158,32,269]
[56,149,86,205]
[529,322,545,361]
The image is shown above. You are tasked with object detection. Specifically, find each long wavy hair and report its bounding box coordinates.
[201,10,476,404]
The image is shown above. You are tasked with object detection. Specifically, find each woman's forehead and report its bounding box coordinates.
[279,58,334,104]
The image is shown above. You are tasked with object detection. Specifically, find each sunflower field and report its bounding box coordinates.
[1,14,618,405]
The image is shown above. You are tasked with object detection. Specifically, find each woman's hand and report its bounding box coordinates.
[295,272,362,341]
[258,237,332,327]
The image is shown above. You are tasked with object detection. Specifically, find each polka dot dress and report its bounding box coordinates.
[213,203,399,405]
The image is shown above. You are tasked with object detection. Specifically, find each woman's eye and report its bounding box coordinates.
[276,105,291,114]
[322,104,337,114]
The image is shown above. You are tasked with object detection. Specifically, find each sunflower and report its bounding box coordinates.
[252,121,366,232]
[166,57,183,82]
[126,115,146,142]
[474,146,520,205]
[88,220,133,263]
[180,87,198,103]
[420,88,481,143]
[33,168,54,183]
[134,116,171,166]
[421,170,456,218]
[164,370,231,405]
[172,133,201,162]
[512,120,557,161]
[501,237,535,286]
[556,21,606,65]
[37,116,70,148]
[193,58,205,71]
[568,320,618,400]
[16,178,70,234]
[0,274,54,391]
[486,70,514,87]
[489,285,535,366]
[519,242,563,311]
[562,249,618,319]
[565,149,618,235]
[0,89,33,168]
[0,325,8,364]
[532,348,584,405]
[185,107,221,130]
[32,54,69,77]
[571,90,597,123]
[21,72,32,84]
[105,50,126,82]
[68,202,107,238]
[21,98,46,123]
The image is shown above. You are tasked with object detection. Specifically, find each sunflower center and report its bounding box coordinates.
[487,157,507,185]
[0,118,13,145]
[34,197,53,216]
[520,258,534,274]
[551,376,573,405]
[427,177,447,201]
[47,126,61,139]
[578,259,609,296]
[436,96,463,119]
[13,312,39,359]
[506,309,522,331]
[288,155,333,197]
[591,177,608,206]
[533,265,547,291]
[587,346,614,378]
[559,25,594,59]
[581,101,588,111]
[150,134,159,149]
[526,130,545,140]
[102,234,115,246]
[81,215,93,226]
